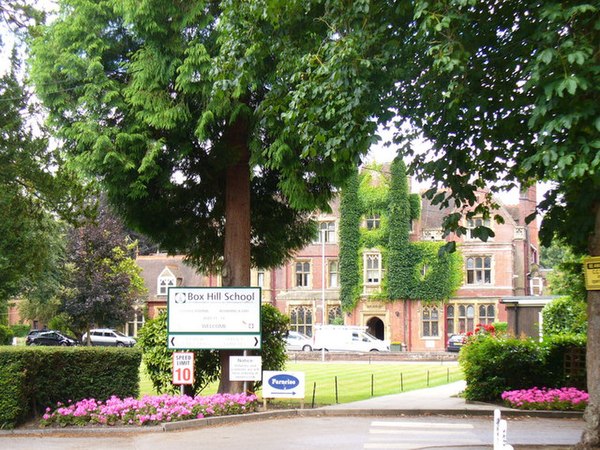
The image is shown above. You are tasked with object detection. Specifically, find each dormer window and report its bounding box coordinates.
[157,267,177,296]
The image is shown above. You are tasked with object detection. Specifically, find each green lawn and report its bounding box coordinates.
[140,360,463,407]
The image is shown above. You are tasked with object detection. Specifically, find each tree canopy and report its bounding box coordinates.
[29,0,390,272]
[0,0,90,311]
[28,0,600,439]
[0,50,68,307]
[61,204,146,336]
[392,1,599,254]
[389,2,599,447]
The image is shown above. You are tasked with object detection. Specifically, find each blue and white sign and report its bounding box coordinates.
[262,371,305,399]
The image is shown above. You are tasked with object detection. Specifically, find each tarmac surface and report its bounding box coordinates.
[0,381,585,449]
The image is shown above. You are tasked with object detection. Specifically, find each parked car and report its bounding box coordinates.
[446,334,466,352]
[285,331,313,352]
[81,329,136,347]
[26,330,79,346]
[313,325,390,352]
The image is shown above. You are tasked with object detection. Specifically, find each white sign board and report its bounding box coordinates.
[172,352,195,385]
[167,287,261,350]
[230,356,262,381]
[262,371,305,399]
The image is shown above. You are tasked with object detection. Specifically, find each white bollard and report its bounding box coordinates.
[493,409,514,450]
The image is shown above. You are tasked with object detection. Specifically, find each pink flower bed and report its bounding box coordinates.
[501,387,588,411]
[40,392,259,427]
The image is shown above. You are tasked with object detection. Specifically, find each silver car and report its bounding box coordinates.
[81,329,136,347]
[285,331,313,352]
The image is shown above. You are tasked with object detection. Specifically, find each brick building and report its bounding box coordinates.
[137,184,541,351]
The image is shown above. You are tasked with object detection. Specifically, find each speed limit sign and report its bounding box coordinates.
[172,352,195,385]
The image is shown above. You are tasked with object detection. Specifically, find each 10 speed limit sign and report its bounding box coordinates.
[172,352,195,385]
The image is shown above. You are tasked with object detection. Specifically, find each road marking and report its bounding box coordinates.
[371,421,474,429]
[364,420,481,449]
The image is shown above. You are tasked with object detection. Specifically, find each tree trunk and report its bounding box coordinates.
[217,117,251,394]
[576,201,600,449]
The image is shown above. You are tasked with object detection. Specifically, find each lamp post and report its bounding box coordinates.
[321,226,326,362]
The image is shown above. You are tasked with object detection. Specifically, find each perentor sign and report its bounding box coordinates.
[167,287,261,350]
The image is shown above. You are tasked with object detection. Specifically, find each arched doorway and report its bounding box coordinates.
[366,317,385,340]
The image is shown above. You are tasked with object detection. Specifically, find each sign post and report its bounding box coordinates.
[167,287,261,350]
[230,356,262,382]
[583,256,600,290]
[262,371,305,410]
[172,352,195,394]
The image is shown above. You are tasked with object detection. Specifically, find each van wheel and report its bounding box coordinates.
[369,349,379,352]
[117,342,125,347]
[302,345,312,352]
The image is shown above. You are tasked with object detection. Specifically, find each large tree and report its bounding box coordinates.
[0,50,69,311]
[0,0,90,316]
[390,2,599,447]
[29,0,388,392]
[61,204,146,340]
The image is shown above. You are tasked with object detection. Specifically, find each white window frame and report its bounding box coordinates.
[365,214,381,230]
[466,217,493,241]
[364,252,382,285]
[157,268,176,296]
[256,270,265,288]
[295,260,311,288]
[422,305,440,337]
[314,221,336,244]
[466,256,492,285]
[328,260,339,288]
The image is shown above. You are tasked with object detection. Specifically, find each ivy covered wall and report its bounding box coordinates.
[339,158,462,312]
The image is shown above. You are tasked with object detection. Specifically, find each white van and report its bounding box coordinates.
[313,325,390,352]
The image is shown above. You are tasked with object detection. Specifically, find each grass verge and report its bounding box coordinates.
[140,360,463,407]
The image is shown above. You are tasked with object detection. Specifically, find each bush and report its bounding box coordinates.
[0,346,141,428]
[541,296,587,336]
[541,334,587,390]
[251,304,289,391]
[137,312,221,395]
[138,304,289,395]
[0,325,15,345]
[459,335,545,401]
[10,324,30,338]
[459,333,587,402]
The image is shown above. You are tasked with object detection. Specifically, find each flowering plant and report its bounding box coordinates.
[466,323,495,338]
[40,392,259,427]
[501,387,588,411]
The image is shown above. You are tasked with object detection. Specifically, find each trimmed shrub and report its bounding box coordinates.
[0,356,28,428]
[459,335,545,401]
[459,333,587,402]
[541,334,587,390]
[0,346,141,428]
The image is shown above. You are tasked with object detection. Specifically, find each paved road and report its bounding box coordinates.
[0,415,583,450]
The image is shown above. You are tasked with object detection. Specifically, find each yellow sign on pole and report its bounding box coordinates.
[583,257,600,290]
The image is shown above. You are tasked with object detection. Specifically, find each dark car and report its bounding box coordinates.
[26,330,78,346]
[446,334,466,352]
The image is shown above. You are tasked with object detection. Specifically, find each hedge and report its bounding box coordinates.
[459,334,587,401]
[0,346,141,428]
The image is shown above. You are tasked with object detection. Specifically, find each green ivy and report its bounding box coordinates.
[339,170,362,311]
[339,159,462,307]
